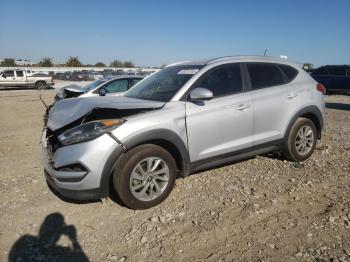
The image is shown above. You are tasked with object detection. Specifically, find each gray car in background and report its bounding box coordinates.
[55,75,144,101]
[42,56,325,209]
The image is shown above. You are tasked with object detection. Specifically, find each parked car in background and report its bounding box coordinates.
[90,71,104,80]
[0,70,54,89]
[43,56,325,209]
[115,70,126,75]
[55,75,144,101]
[311,65,350,94]
[102,69,114,77]
[54,71,72,80]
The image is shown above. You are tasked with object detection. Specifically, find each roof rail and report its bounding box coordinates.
[206,56,237,64]
[207,55,290,65]
[165,61,190,68]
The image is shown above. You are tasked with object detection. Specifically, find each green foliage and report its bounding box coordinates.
[38,57,53,67]
[95,62,106,67]
[123,61,135,68]
[66,56,82,67]
[110,59,135,68]
[109,59,123,68]
[0,58,17,67]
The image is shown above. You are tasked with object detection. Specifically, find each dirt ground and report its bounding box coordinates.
[0,87,349,262]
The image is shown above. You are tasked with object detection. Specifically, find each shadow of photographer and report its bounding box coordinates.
[9,212,89,262]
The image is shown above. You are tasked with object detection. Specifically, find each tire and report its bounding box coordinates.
[35,81,47,90]
[113,144,177,209]
[283,118,317,162]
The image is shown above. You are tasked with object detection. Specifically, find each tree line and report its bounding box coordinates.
[0,57,136,68]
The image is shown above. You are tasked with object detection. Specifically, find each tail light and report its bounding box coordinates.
[316,83,326,94]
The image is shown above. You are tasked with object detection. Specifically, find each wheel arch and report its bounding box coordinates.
[35,80,47,88]
[284,106,324,140]
[122,129,190,177]
[98,129,190,198]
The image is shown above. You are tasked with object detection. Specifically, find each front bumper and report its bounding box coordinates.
[42,131,123,200]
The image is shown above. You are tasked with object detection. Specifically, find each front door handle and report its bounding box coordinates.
[235,104,251,111]
[286,93,297,99]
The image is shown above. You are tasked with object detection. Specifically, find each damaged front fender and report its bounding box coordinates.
[46,96,165,131]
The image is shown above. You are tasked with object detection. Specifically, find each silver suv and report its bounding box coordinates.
[42,56,325,209]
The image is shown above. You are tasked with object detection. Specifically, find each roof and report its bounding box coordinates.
[166,55,301,68]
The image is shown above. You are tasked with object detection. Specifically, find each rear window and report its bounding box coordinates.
[247,63,284,89]
[279,65,298,81]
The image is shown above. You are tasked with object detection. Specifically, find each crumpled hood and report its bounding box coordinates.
[47,96,165,131]
[64,85,85,93]
[56,84,85,98]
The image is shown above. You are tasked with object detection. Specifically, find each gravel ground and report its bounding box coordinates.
[0,89,349,262]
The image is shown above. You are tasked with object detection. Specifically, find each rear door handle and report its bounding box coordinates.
[286,93,297,99]
[235,104,251,111]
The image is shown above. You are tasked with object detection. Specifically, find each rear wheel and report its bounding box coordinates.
[283,118,317,162]
[35,81,47,90]
[113,144,177,209]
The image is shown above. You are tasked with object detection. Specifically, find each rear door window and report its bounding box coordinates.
[247,63,284,89]
[16,71,24,77]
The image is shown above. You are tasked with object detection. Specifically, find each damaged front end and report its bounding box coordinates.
[44,107,151,153]
[41,96,165,200]
[42,96,165,153]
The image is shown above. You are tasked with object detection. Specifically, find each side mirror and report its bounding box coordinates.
[98,87,107,96]
[2,74,6,79]
[189,87,213,101]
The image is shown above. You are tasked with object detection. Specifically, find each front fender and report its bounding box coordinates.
[123,129,190,177]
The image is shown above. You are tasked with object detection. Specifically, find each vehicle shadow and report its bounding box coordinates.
[326,102,350,111]
[8,212,89,262]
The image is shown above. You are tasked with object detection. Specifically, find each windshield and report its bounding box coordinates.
[124,65,203,102]
[83,79,107,92]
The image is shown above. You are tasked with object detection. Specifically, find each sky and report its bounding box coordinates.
[0,0,349,67]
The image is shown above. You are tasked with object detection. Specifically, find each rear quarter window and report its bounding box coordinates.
[247,63,285,89]
[278,64,298,81]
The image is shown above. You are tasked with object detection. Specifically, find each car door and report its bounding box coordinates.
[246,63,301,146]
[1,70,17,86]
[15,70,26,86]
[102,79,129,96]
[185,63,253,162]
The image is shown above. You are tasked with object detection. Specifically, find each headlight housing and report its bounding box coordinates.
[58,119,125,146]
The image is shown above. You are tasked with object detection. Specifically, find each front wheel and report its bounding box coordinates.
[113,144,177,209]
[283,118,317,162]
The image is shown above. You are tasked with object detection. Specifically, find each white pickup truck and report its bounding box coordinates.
[0,69,54,89]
